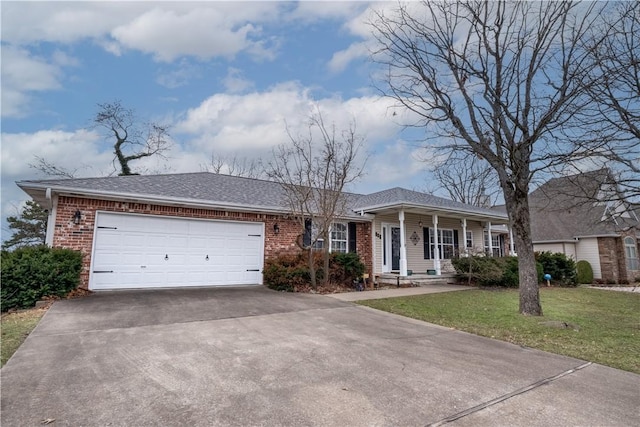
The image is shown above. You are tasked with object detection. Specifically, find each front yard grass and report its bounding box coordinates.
[359,287,640,374]
[1,307,47,367]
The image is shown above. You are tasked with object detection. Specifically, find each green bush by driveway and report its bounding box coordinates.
[1,246,82,312]
[359,287,640,374]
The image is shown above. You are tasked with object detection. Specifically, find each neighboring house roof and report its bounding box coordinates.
[17,172,508,222]
[528,169,639,242]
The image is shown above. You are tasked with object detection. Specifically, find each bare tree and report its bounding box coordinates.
[429,153,500,207]
[94,101,171,176]
[564,2,640,201]
[29,156,81,178]
[266,109,366,288]
[202,154,265,179]
[370,1,606,315]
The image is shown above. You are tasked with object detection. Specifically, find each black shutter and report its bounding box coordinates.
[348,222,357,253]
[423,227,430,259]
[453,230,459,257]
[303,218,312,247]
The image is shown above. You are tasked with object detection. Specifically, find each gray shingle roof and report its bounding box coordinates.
[352,187,507,218]
[529,169,639,241]
[18,172,508,220]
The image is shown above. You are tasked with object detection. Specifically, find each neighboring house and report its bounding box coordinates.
[17,173,509,290]
[527,170,640,283]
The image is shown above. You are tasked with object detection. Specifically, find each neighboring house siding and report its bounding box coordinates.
[53,196,372,288]
[575,238,602,280]
[534,243,568,255]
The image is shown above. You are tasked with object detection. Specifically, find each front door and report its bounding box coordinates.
[382,224,401,272]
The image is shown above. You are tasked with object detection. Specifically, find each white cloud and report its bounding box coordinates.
[111,7,264,62]
[156,59,202,89]
[222,68,255,94]
[328,41,370,73]
[1,46,64,117]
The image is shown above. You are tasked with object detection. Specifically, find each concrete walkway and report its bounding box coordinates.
[328,284,473,301]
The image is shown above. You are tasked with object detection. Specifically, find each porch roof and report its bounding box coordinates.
[352,187,509,223]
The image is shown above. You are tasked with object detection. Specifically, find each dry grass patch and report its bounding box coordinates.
[1,305,48,366]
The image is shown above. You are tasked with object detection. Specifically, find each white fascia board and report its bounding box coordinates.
[356,202,509,222]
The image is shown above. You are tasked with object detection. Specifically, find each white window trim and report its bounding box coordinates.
[330,222,348,253]
[466,230,473,249]
[624,237,639,270]
[429,227,455,260]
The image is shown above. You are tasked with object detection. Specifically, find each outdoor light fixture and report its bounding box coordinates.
[73,210,82,225]
[418,219,423,228]
[273,223,280,234]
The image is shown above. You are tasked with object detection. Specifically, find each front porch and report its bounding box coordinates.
[376,272,458,287]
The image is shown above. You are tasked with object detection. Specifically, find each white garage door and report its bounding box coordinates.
[90,212,264,290]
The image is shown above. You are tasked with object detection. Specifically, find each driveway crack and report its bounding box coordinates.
[426,362,593,426]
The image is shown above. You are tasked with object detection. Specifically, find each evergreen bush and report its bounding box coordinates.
[1,246,83,311]
[576,260,594,284]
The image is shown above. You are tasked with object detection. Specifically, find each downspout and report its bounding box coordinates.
[44,188,57,247]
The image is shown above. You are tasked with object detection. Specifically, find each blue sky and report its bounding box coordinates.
[1,1,439,240]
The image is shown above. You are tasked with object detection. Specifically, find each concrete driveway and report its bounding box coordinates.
[2,286,638,426]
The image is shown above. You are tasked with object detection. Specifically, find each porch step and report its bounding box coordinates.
[376,273,458,287]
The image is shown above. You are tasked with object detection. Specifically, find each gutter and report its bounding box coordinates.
[355,202,509,221]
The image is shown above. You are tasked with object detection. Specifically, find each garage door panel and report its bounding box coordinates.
[91,213,264,290]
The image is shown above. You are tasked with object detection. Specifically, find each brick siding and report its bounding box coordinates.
[597,231,640,284]
[53,196,372,288]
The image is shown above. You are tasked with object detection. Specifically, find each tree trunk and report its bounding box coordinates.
[308,248,317,289]
[506,190,542,316]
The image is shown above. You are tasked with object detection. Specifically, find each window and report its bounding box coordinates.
[425,228,457,259]
[330,222,348,253]
[484,231,503,257]
[304,219,352,252]
[466,231,473,249]
[624,237,639,271]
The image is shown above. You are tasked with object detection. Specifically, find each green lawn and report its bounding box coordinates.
[359,287,640,374]
[1,307,47,367]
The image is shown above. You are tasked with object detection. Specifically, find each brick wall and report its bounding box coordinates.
[53,196,372,288]
[598,237,620,283]
[594,233,640,284]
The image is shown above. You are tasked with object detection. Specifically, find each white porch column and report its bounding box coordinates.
[399,210,408,276]
[509,226,515,256]
[487,221,493,256]
[461,218,468,257]
[433,214,441,275]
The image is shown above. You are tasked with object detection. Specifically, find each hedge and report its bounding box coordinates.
[576,260,594,284]
[263,251,366,292]
[535,251,577,286]
[452,256,544,288]
[1,246,83,312]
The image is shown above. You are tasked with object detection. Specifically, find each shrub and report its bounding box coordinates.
[576,260,594,284]
[263,251,367,292]
[452,256,546,288]
[331,252,365,284]
[262,253,309,292]
[1,246,83,312]
[535,252,577,286]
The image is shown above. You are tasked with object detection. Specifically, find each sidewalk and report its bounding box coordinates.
[327,284,473,301]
